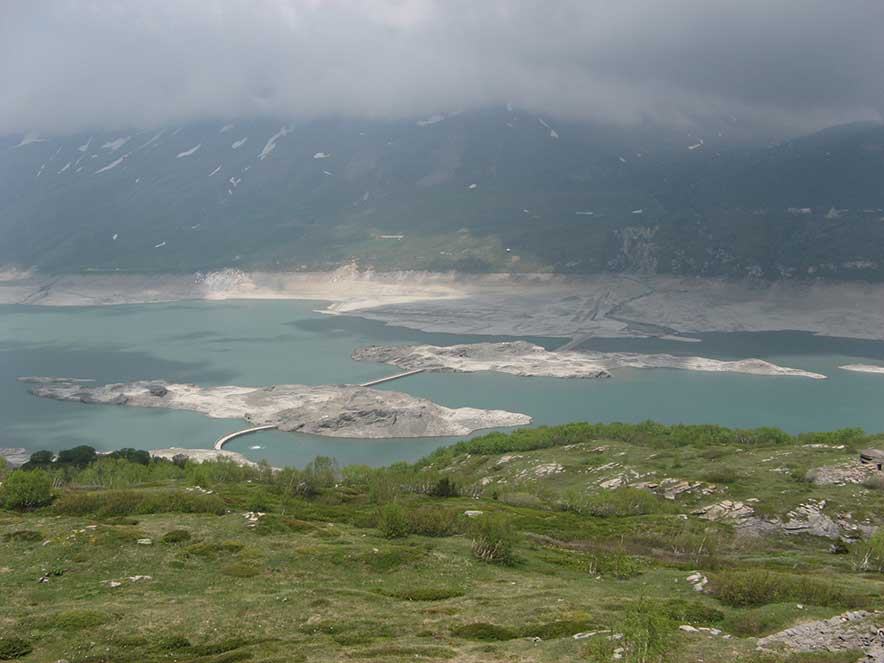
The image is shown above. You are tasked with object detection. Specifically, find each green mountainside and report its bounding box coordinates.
[1,111,883,279]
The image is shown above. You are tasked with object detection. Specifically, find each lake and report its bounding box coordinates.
[3,300,884,468]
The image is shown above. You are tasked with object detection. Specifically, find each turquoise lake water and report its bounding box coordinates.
[3,300,884,468]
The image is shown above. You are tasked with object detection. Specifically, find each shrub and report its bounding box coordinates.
[109,448,151,465]
[470,513,516,565]
[862,474,884,491]
[853,529,884,572]
[377,502,410,539]
[57,445,97,466]
[3,530,43,543]
[522,620,597,639]
[702,465,741,484]
[385,587,464,601]
[617,602,674,663]
[1,469,52,509]
[658,599,724,626]
[153,636,191,651]
[429,477,458,497]
[581,488,667,518]
[160,529,192,544]
[0,637,32,660]
[246,488,273,512]
[27,450,54,466]
[450,623,517,641]
[53,489,226,517]
[221,562,261,578]
[44,609,111,630]
[714,570,858,608]
[498,491,546,509]
[407,507,460,537]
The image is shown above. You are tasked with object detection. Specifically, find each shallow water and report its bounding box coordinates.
[2,300,884,468]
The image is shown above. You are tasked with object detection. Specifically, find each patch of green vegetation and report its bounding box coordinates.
[2,529,42,543]
[160,528,192,544]
[35,609,113,630]
[183,540,245,557]
[3,424,884,662]
[53,489,226,517]
[470,513,517,565]
[0,637,31,660]
[221,562,262,578]
[383,587,464,601]
[450,622,518,641]
[713,570,865,608]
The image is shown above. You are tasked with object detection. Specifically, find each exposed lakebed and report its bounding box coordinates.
[4,300,884,468]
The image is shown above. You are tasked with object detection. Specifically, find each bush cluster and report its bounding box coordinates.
[0,637,32,660]
[714,569,861,608]
[422,422,868,464]
[53,489,226,517]
[0,469,52,509]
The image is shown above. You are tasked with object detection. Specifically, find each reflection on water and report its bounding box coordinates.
[3,300,884,468]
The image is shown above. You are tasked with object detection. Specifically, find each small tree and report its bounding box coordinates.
[1,469,53,510]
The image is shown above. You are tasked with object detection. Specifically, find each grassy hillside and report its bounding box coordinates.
[2,422,884,662]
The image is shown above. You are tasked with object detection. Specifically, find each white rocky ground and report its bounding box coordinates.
[5,266,884,341]
[21,377,530,438]
[352,341,827,379]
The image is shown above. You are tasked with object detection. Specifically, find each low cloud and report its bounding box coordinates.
[1,0,882,137]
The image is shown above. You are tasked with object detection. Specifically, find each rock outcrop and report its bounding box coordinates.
[353,341,827,379]
[24,378,531,439]
[757,611,884,661]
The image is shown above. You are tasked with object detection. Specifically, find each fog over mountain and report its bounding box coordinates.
[2,2,884,279]
[2,1,883,139]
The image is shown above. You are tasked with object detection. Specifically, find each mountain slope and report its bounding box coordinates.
[0,111,882,279]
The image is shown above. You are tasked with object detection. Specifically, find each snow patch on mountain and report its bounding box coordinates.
[313,152,330,159]
[209,165,222,177]
[258,126,291,160]
[58,162,71,174]
[176,144,201,158]
[231,138,248,149]
[95,155,127,174]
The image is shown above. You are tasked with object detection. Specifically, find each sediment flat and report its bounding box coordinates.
[22,377,531,438]
[840,364,884,374]
[5,266,884,341]
[353,341,827,379]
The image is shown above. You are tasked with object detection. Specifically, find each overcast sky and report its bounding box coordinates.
[1,0,882,137]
